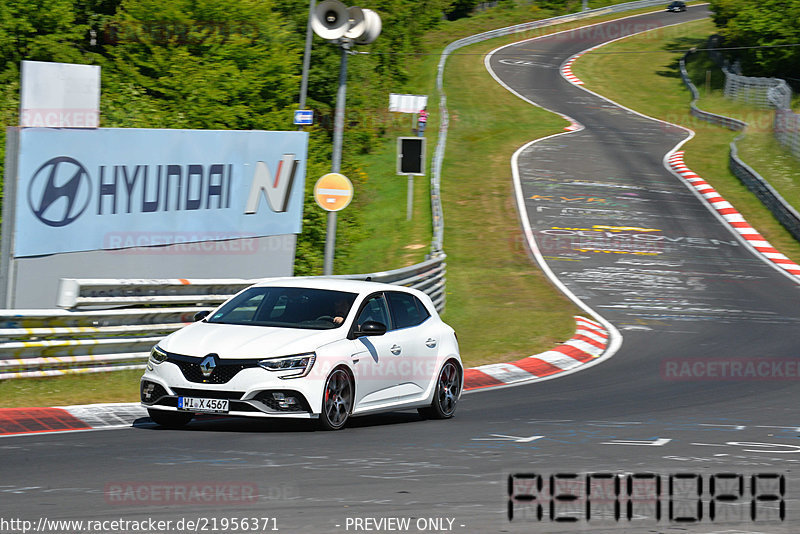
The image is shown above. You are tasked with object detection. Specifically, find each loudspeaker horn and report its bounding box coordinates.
[311,0,349,40]
[353,8,381,44]
[345,7,365,39]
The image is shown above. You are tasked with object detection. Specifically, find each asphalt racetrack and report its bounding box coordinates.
[3,5,800,534]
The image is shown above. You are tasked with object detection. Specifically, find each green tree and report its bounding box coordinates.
[710,0,800,81]
[0,0,97,213]
[101,0,300,130]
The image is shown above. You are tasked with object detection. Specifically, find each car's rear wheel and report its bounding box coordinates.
[418,360,461,419]
[319,368,353,430]
[148,408,193,428]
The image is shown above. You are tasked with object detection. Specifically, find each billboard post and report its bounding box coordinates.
[397,137,426,221]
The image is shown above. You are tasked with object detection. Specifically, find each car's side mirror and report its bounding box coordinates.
[194,310,210,322]
[354,320,386,337]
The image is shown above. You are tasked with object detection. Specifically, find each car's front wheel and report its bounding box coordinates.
[148,408,193,428]
[319,368,353,430]
[419,360,461,420]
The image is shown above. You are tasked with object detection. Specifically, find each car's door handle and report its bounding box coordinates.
[425,338,437,348]
[390,344,402,355]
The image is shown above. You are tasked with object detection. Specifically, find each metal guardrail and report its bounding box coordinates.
[728,143,800,241]
[679,51,800,243]
[0,255,446,380]
[0,307,210,379]
[56,255,446,312]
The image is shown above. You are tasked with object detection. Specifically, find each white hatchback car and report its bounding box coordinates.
[140,278,462,430]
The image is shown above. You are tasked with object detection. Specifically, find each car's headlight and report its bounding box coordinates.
[258,353,316,378]
[149,346,168,365]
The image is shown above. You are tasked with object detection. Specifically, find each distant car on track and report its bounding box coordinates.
[140,278,462,430]
[667,1,687,11]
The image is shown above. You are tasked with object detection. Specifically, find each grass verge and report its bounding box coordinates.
[572,18,800,264]
[0,370,144,409]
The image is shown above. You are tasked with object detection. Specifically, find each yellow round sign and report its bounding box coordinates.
[314,173,353,212]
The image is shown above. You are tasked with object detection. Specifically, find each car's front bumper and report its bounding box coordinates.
[141,359,326,419]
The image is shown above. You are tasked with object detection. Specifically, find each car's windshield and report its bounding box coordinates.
[207,287,357,330]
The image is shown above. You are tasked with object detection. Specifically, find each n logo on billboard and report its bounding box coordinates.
[245,154,299,214]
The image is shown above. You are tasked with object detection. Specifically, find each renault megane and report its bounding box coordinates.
[140,278,462,430]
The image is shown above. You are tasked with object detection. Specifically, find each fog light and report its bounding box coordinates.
[142,382,156,401]
[272,392,298,408]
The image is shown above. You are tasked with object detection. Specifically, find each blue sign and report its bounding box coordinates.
[15,128,308,257]
[293,110,314,125]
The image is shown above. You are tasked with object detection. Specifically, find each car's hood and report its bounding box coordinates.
[159,321,342,359]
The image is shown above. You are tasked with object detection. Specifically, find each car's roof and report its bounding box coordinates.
[250,277,416,295]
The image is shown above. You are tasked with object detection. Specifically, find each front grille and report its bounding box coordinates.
[165,352,261,384]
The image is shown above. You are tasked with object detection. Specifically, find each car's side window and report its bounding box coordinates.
[356,294,391,329]
[387,292,430,330]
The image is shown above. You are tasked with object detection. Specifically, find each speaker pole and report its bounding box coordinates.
[323,39,350,276]
[298,0,315,127]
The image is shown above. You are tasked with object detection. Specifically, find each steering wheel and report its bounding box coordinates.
[316,315,335,322]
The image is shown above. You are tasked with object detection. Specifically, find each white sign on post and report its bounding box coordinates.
[20,60,101,128]
[389,93,428,113]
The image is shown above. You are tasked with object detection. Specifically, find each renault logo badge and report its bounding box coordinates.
[199,354,218,378]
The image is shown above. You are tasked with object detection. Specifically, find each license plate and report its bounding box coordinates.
[178,397,229,413]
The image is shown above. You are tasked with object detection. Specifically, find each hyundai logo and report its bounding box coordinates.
[200,354,218,378]
[27,156,92,227]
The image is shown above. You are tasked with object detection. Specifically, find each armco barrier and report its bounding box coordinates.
[56,255,446,312]
[0,307,209,379]
[0,255,446,379]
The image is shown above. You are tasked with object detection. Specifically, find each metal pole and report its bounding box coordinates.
[406,175,413,221]
[582,0,588,10]
[323,41,350,275]
[298,0,316,114]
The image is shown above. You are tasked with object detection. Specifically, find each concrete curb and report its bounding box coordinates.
[667,151,800,279]
[463,316,608,391]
